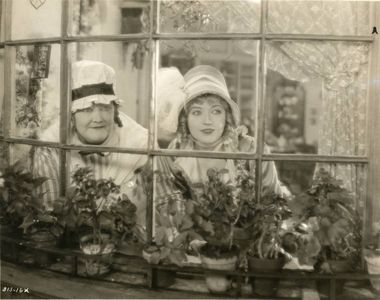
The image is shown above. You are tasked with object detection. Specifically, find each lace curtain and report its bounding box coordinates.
[200,0,370,207]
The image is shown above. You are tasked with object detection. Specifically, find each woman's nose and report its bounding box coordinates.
[202,112,212,124]
[91,107,103,122]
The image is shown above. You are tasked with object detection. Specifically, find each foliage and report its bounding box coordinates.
[15,47,41,138]
[148,163,203,266]
[295,168,362,272]
[232,161,293,260]
[247,193,292,259]
[62,167,138,247]
[190,168,242,252]
[370,220,380,250]
[161,0,213,33]
[0,160,62,237]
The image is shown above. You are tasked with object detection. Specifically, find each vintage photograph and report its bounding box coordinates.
[0,0,379,299]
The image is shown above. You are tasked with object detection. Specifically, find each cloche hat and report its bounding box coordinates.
[182,65,240,126]
[71,60,122,113]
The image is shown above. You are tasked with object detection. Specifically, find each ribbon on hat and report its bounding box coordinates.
[72,82,115,101]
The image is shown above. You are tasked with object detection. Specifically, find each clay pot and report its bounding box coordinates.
[365,253,380,292]
[248,255,285,297]
[79,233,115,277]
[317,259,351,296]
[200,244,239,294]
[21,230,59,267]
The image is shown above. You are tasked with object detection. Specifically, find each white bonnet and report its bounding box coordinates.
[71,60,122,113]
[156,67,186,141]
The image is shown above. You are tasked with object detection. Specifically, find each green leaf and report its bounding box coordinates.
[185,201,194,215]
[155,227,167,246]
[158,213,171,228]
[200,220,214,234]
[159,246,171,260]
[169,249,186,267]
[18,213,35,233]
[172,232,188,248]
[180,215,193,231]
[33,177,48,187]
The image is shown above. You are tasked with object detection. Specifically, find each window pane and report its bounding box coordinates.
[157,40,258,152]
[0,2,4,42]
[70,0,150,36]
[265,41,368,156]
[269,161,365,272]
[0,142,5,171]
[267,0,370,35]
[159,0,261,33]
[272,161,367,211]
[68,151,149,253]
[0,48,3,136]
[11,44,61,141]
[69,41,150,149]
[11,145,61,210]
[11,0,61,40]
[153,156,256,265]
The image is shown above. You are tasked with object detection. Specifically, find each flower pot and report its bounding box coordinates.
[317,259,351,296]
[79,233,115,277]
[142,249,177,288]
[248,255,285,297]
[365,252,380,292]
[200,244,239,294]
[0,223,22,261]
[28,230,59,267]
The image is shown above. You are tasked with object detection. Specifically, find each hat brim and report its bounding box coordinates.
[182,90,240,127]
[71,95,122,113]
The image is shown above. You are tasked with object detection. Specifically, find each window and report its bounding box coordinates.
[1,0,379,297]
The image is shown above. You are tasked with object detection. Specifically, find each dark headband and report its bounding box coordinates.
[72,83,115,101]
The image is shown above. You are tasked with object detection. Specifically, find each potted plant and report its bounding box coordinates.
[0,160,63,266]
[245,192,292,297]
[143,166,204,287]
[296,168,361,295]
[364,220,380,293]
[65,167,137,277]
[186,168,242,294]
[0,161,46,235]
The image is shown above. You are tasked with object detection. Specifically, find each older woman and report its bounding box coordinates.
[166,65,285,195]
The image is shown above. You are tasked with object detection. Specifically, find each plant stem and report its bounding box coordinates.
[257,227,267,259]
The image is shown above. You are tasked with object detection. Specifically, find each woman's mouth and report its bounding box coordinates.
[201,129,215,134]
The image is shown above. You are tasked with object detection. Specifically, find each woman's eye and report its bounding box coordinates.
[98,105,112,112]
[212,109,223,115]
[81,107,93,113]
[191,110,201,116]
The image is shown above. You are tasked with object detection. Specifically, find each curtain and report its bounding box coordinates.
[198,0,370,208]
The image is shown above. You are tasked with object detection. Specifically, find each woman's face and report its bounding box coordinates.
[186,95,226,145]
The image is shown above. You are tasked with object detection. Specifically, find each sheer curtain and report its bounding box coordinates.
[199,0,370,207]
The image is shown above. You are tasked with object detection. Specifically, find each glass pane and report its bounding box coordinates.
[157,40,258,152]
[0,48,3,136]
[159,0,261,33]
[271,161,365,272]
[265,41,368,156]
[68,151,149,256]
[0,1,4,42]
[267,0,370,35]
[12,44,61,141]
[153,156,256,265]
[70,0,150,36]
[11,0,61,40]
[0,142,5,171]
[69,41,150,149]
[9,144,61,209]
